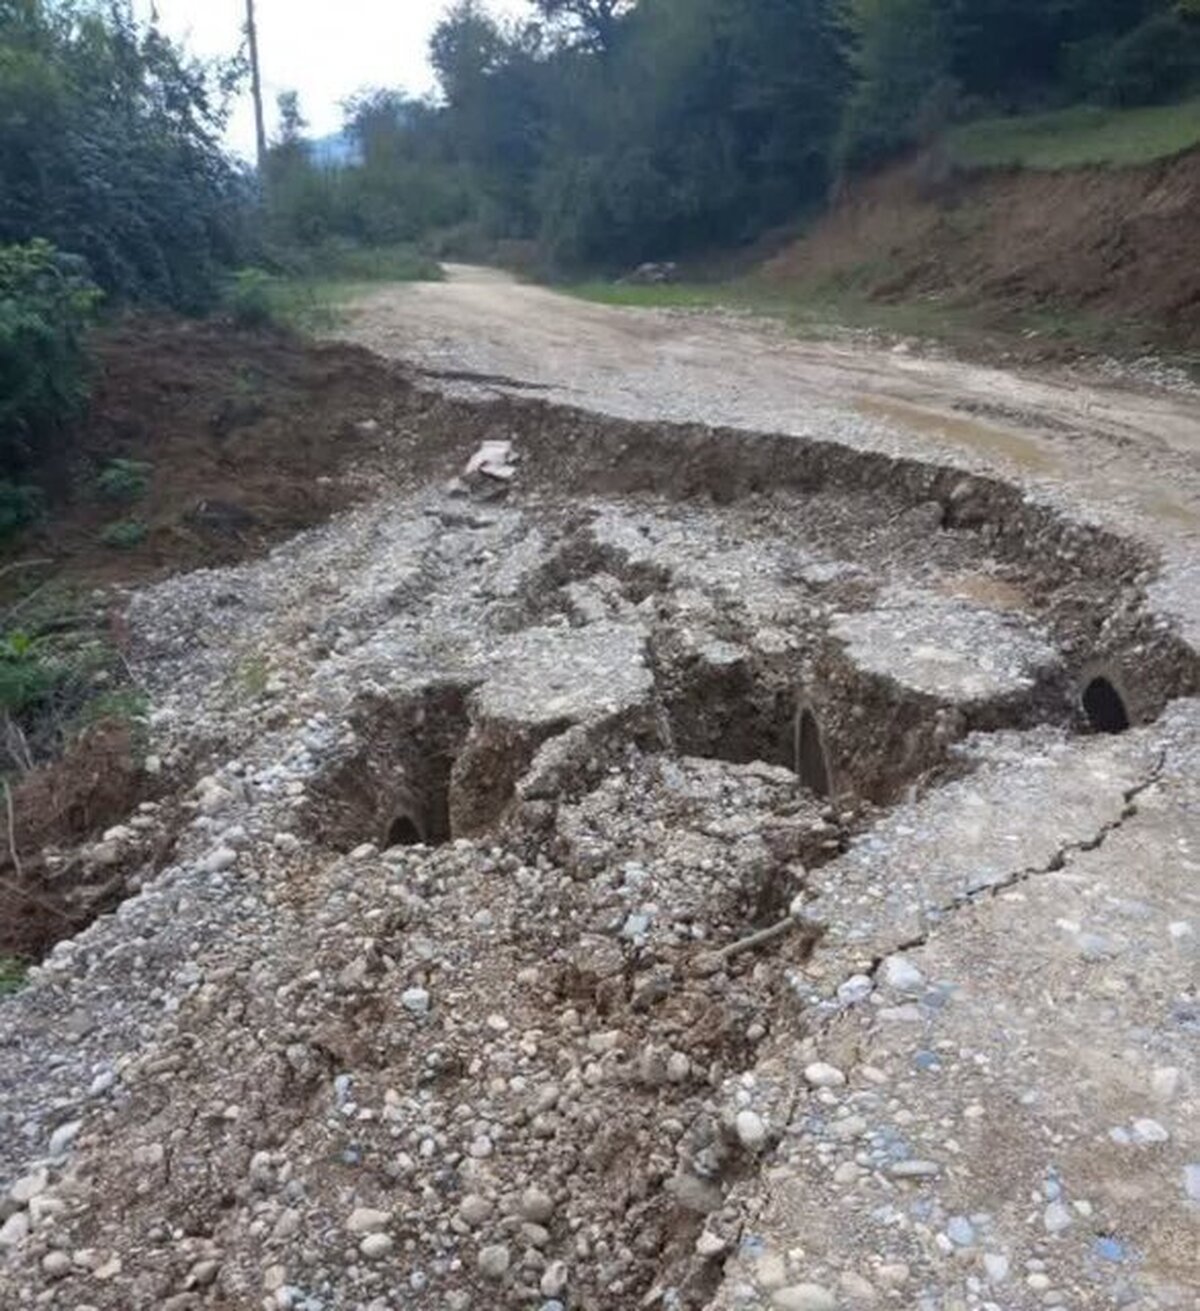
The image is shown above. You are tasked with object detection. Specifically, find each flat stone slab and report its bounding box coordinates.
[476,621,652,726]
[800,724,1162,986]
[832,586,1059,703]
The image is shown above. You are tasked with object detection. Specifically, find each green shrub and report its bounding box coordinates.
[1069,13,1200,108]
[0,630,63,718]
[95,458,152,503]
[225,268,280,329]
[0,480,44,542]
[100,519,148,550]
[0,241,101,476]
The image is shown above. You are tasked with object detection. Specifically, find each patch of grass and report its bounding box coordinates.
[312,242,443,284]
[229,242,444,335]
[947,98,1200,170]
[100,519,148,550]
[563,274,1199,375]
[235,654,271,700]
[0,956,27,997]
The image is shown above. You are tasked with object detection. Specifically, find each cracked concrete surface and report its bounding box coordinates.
[711,704,1198,1311]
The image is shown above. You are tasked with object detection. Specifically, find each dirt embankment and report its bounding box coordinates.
[768,147,1200,349]
[22,317,419,589]
[0,319,428,960]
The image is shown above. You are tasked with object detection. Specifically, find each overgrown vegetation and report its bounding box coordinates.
[99,518,148,550]
[0,238,100,483]
[0,0,247,312]
[95,458,152,503]
[0,955,26,996]
[224,243,442,332]
[0,583,146,781]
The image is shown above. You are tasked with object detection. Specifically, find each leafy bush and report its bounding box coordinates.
[0,630,63,718]
[1069,13,1200,108]
[226,268,279,329]
[0,480,44,541]
[0,4,249,312]
[95,458,152,503]
[0,240,100,475]
[100,519,149,550]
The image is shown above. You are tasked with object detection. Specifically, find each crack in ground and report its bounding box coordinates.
[858,745,1170,990]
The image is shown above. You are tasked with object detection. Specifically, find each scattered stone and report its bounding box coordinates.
[540,1261,569,1297]
[983,1252,1009,1282]
[10,1168,48,1204]
[696,1231,727,1257]
[459,1194,493,1227]
[48,1119,82,1156]
[359,1233,393,1259]
[1043,1201,1072,1234]
[881,955,924,993]
[477,1244,511,1280]
[401,987,431,1015]
[346,1207,390,1234]
[1131,1118,1170,1145]
[837,974,874,1005]
[946,1216,975,1247]
[888,1159,941,1179]
[736,1110,768,1151]
[0,1211,30,1250]
[772,1283,837,1311]
[520,1186,554,1224]
[804,1062,846,1088]
[41,1250,72,1279]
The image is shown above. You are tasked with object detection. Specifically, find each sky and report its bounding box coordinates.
[134,1,530,157]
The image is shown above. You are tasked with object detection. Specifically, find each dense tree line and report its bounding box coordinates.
[268,0,1200,270]
[0,0,247,310]
[0,0,248,492]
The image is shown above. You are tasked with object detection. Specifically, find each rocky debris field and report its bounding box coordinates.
[0,382,1196,1311]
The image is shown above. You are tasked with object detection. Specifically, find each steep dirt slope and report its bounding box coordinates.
[766,147,1200,348]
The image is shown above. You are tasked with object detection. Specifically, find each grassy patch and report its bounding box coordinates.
[0,584,148,772]
[100,519,148,550]
[0,956,27,997]
[563,276,1198,374]
[230,242,444,335]
[947,98,1200,170]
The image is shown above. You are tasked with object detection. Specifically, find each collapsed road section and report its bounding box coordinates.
[0,387,1196,1311]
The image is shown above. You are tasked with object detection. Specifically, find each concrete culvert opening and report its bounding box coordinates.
[1082,676,1130,735]
[386,814,425,848]
[301,684,472,853]
[796,707,832,798]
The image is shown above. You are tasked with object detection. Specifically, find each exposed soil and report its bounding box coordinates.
[8,316,421,593]
[768,147,1200,351]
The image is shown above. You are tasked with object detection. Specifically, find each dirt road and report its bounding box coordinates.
[343,263,1200,639]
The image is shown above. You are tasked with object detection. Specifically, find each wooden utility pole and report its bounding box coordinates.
[245,0,268,174]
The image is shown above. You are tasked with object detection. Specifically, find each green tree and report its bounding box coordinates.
[0,0,247,310]
[838,0,953,170]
